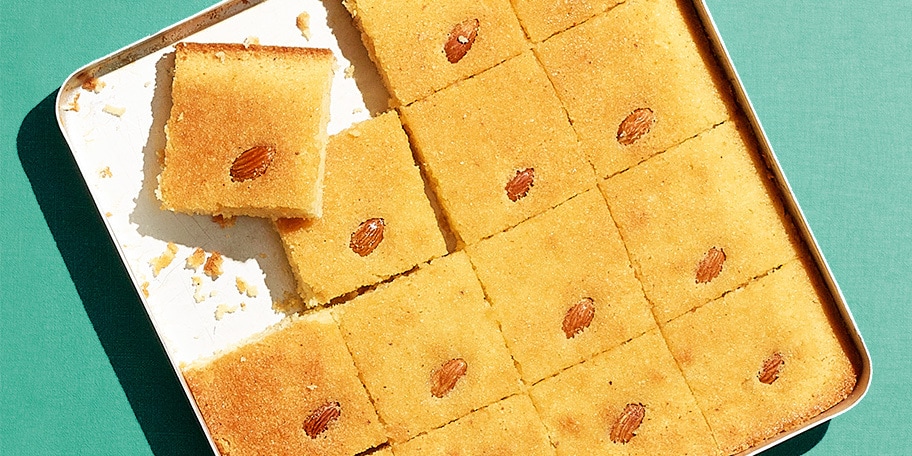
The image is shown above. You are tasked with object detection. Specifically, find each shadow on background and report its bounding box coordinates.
[17,91,211,456]
[18,91,832,456]
[759,420,830,456]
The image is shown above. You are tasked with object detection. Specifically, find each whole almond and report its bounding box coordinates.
[616,108,656,146]
[350,218,386,257]
[610,403,646,444]
[505,167,535,202]
[230,145,276,182]
[430,358,468,398]
[758,352,785,385]
[695,247,726,284]
[303,401,341,438]
[562,297,596,339]
[445,19,479,63]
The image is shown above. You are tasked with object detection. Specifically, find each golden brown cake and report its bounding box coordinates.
[530,330,720,455]
[333,252,521,443]
[662,258,858,454]
[276,111,447,307]
[400,51,596,246]
[159,42,334,219]
[169,3,863,454]
[392,395,554,455]
[599,121,799,324]
[182,312,386,456]
[511,0,624,42]
[466,189,655,383]
[535,0,733,178]
[344,0,527,105]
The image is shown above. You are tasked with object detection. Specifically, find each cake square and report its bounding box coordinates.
[535,0,733,178]
[599,121,799,324]
[344,0,527,106]
[511,0,624,42]
[334,252,521,442]
[182,312,387,456]
[466,189,656,383]
[159,42,334,219]
[276,111,447,306]
[662,258,858,454]
[400,51,596,246]
[392,394,554,455]
[529,330,720,455]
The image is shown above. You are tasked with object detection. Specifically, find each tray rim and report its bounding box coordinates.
[692,0,873,454]
[54,1,269,454]
[54,0,873,455]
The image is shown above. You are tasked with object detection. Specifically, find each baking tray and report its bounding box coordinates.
[55,0,872,454]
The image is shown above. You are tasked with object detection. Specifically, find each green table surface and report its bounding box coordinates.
[2,1,910,454]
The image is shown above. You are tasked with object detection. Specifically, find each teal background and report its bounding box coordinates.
[1,1,909,454]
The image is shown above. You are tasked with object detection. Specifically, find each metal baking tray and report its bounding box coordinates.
[55,0,871,454]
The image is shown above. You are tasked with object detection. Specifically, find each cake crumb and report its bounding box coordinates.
[235,276,259,298]
[102,104,126,117]
[186,247,206,270]
[105,212,112,217]
[192,275,205,303]
[203,251,224,280]
[243,36,260,48]
[273,291,306,314]
[214,303,239,320]
[64,93,81,112]
[352,107,364,115]
[239,302,247,310]
[150,242,179,277]
[296,12,312,39]
[209,290,219,298]
[140,281,150,298]
[212,215,236,228]
[82,77,106,93]
[344,65,356,79]
[99,166,113,178]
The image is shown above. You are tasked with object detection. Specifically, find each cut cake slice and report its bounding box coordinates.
[344,0,527,105]
[466,189,655,383]
[536,0,733,178]
[530,330,720,455]
[333,252,521,443]
[400,51,595,246]
[159,42,334,219]
[276,111,447,307]
[599,121,799,324]
[182,311,387,456]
